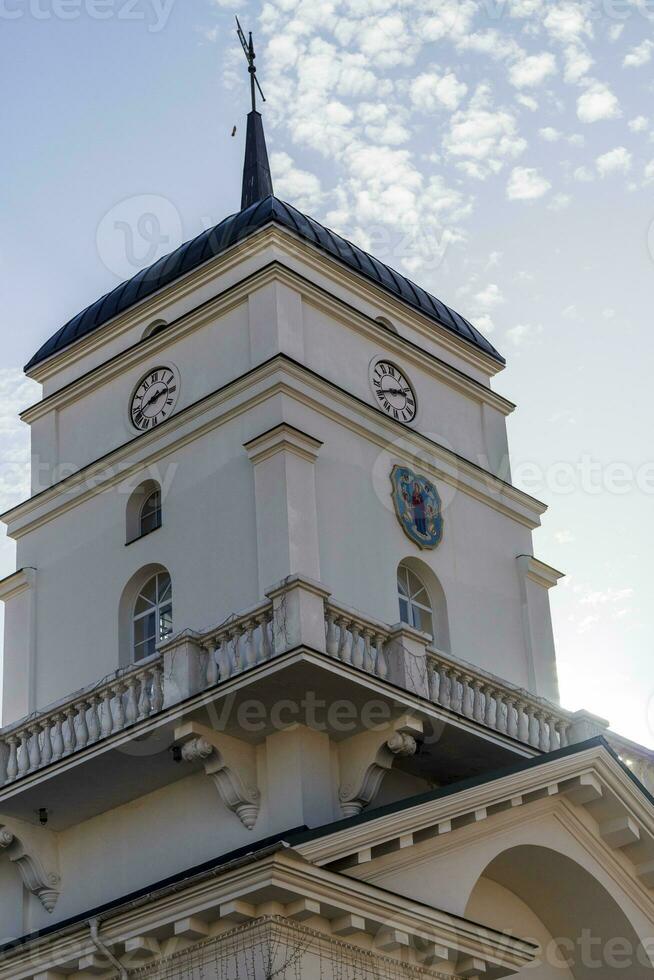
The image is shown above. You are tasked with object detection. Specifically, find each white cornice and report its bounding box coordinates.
[26,224,504,389]
[4,358,546,539]
[21,262,513,427]
[0,567,36,603]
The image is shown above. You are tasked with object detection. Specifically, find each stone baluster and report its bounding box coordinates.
[51,714,65,761]
[494,692,508,734]
[216,634,232,680]
[437,665,451,709]
[231,626,244,673]
[548,714,560,752]
[337,617,351,664]
[205,640,219,687]
[557,720,569,748]
[260,612,273,663]
[516,701,530,744]
[125,678,139,725]
[350,623,363,669]
[112,684,126,732]
[484,687,496,729]
[100,690,114,738]
[63,708,77,755]
[451,670,464,714]
[505,697,518,739]
[138,674,151,720]
[75,702,90,750]
[325,610,339,657]
[242,619,257,669]
[538,712,551,752]
[5,736,18,782]
[362,629,374,673]
[151,666,164,713]
[40,720,53,767]
[461,674,474,718]
[27,725,42,772]
[526,706,539,747]
[472,680,485,724]
[374,633,388,679]
[87,696,102,743]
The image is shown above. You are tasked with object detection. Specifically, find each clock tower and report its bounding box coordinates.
[0,50,652,979]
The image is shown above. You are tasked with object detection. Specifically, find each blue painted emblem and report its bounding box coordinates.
[391,465,444,549]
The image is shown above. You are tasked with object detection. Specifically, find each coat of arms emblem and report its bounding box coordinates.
[390,465,444,549]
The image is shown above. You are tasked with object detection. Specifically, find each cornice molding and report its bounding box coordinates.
[4,358,545,540]
[0,567,36,603]
[517,555,565,590]
[26,224,503,388]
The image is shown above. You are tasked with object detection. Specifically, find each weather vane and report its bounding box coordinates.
[236,16,266,113]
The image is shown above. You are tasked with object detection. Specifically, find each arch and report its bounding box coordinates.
[397,557,450,652]
[375,315,398,334]
[118,563,173,666]
[141,319,168,341]
[466,845,654,979]
[126,479,162,543]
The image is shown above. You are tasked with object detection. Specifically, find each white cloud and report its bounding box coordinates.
[644,160,654,183]
[596,146,632,177]
[509,51,557,88]
[573,165,594,182]
[624,39,654,68]
[608,23,624,42]
[506,322,541,345]
[444,86,526,174]
[473,314,495,334]
[549,192,572,211]
[269,151,323,211]
[577,82,620,123]
[507,166,551,200]
[555,530,575,544]
[602,308,616,320]
[539,126,562,142]
[473,283,505,309]
[516,94,538,111]
[410,71,467,112]
[543,4,591,43]
[628,115,648,133]
[563,45,593,83]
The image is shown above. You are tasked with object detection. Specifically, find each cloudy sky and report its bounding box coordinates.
[1,0,653,746]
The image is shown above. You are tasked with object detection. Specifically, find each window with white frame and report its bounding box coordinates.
[397,563,434,638]
[133,572,173,661]
[139,489,162,538]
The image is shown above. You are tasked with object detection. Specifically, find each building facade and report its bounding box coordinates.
[0,107,653,979]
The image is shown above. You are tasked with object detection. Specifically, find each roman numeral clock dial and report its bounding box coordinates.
[371,360,417,423]
[130,367,180,431]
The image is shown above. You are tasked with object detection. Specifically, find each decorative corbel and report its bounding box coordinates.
[0,817,61,912]
[174,721,261,830]
[338,714,423,818]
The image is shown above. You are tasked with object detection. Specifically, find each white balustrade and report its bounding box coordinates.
[324,604,389,680]
[0,659,164,787]
[201,603,275,687]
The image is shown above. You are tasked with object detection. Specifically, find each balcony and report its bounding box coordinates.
[1,576,652,800]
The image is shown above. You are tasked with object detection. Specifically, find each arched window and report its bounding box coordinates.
[126,480,162,544]
[132,571,173,661]
[397,562,434,638]
[139,488,162,537]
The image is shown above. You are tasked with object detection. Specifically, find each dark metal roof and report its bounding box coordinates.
[241,111,274,210]
[25,196,504,371]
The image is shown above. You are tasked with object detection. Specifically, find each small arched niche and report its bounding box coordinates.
[119,563,173,666]
[396,557,450,652]
[142,319,168,341]
[375,315,398,334]
[466,845,654,979]
[126,480,162,544]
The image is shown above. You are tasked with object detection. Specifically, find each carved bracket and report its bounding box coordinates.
[0,817,61,912]
[338,714,423,818]
[174,722,261,830]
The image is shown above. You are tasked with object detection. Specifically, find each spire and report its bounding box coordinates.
[236,17,274,210]
[241,111,274,210]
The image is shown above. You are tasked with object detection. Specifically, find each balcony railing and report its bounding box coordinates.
[0,580,652,795]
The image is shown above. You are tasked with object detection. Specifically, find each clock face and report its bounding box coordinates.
[371,360,416,423]
[130,367,179,431]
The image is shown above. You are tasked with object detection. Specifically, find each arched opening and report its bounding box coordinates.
[466,845,654,978]
[142,319,168,341]
[375,315,398,334]
[119,564,173,665]
[397,558,450,651]
[126,480,162,544]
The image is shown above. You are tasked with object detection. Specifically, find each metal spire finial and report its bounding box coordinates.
[236,15,266,113]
